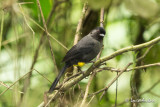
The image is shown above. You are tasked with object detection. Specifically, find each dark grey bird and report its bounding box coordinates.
[48,27,106,93]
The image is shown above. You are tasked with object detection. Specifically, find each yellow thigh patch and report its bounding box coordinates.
[73,62,85,67]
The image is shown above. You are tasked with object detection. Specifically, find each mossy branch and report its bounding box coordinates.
[38,36,160,106]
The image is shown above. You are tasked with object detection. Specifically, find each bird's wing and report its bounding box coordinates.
[62,44,94,62]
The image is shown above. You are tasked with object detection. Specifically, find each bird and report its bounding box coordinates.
[48,27,106,93]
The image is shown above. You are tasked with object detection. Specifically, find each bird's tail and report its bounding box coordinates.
[48,64,68,93]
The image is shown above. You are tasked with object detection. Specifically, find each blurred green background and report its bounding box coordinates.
[0,0,160,107]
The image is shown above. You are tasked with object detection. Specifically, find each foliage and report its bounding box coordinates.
[0,0,160,107]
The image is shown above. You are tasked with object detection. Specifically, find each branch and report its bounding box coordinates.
[136,45,153,62]
[0,81,23,94]
[96,8,105,59]
[38,35,160,106]
[80,71,96,107]
[0,70,33,96]
[0,69,51,96]
[100,8,104,27]
[97,36,160,65]
[91,62,160,99]
[139,79,160,96]
[0,10,4,52]
[96,63,132,100]
[149,91,160,98]
[99,62,160,72]
[73,3,88,45]
[62,36,160,90]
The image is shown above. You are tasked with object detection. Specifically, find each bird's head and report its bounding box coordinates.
[90,27,106,41]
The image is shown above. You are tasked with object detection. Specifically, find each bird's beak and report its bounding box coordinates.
[99,34,105,37]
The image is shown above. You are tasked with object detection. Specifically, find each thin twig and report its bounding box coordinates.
[0,68,53,96]
[128,63,160,71]
[44,91,60,107]
[99,62,160,72]
[33,69,52,83]
[0,81,23,94]
[0,70,33,96]
[18,11,68,50]
[136,45,153,62]
[96,8,105,59]
[18,2,34,5]
[139,79,160,96]
[99,63,132,100]
[36,0,58,74]
[73,3,88,45]
[0,10,4,52]
[80,71,96,107]
[2,34,27,46]
[149,91,160,98]
[115,72,118,107]
[86,95,95,106]
[19,3,35,52]
[89,63,132,98]
[74,87,84,107]
[100,8,104,27]
[19,4,35,35]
